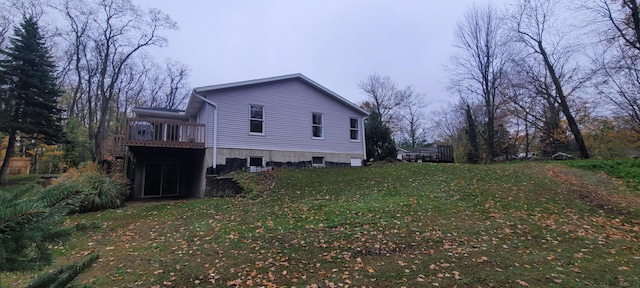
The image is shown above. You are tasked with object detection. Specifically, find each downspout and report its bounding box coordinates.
[361,116,367,161]
[193,91,218,172]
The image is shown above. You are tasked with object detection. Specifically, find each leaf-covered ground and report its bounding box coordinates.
[3,162,640,287]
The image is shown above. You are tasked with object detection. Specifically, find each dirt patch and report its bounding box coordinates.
[546,165,640,216]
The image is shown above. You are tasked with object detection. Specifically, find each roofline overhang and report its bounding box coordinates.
[130,107,188,119]
[193,73,370,116]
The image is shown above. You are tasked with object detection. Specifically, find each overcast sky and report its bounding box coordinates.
[137,1,505,108]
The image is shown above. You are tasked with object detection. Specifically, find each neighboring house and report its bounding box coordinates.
[121,74,369,199]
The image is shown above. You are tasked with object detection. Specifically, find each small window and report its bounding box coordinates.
[312,156,324,165]
[250,105,264,134]
[312,113,323,138]
[249,156,263,167]
[350,118,359,141]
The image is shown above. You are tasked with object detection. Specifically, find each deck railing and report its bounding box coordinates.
[107,135,126,158]
[125,118,206,149]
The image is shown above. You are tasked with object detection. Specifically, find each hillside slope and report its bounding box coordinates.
[3,163,639,287]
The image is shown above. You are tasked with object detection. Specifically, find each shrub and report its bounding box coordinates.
[49,162,129,213]
[72,172,128,213]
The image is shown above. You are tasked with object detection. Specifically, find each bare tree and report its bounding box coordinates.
[87,0,177,160]
[7,0,45,21]
[144,59,191,109]
[432,103,466,148]
[52,0,177,160]
[163,60,190,109]
[0,4,12,48]
[595,51,640,129]
[503,52,572,157]
[113,60,146,134]
[595,0,640,51]
[398,95,429,147]
[56,0,92,118]
[514,0,591,159]
[449,3,510,162]
[358,73,413,132]
[589,0,640,131]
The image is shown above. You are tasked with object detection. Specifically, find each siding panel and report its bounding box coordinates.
[203,79,365,155]
[197,103,214,148]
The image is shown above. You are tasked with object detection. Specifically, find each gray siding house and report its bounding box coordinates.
[123,74,368,198]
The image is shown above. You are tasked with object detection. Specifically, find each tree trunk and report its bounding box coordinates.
[94,112,106,162]
[629,0,640,47]
[0,130,17,183]
[524,120,530,158]
[538,41,590,159]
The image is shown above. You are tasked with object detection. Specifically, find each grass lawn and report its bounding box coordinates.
[566,159,640,191]
[2,162,640,287]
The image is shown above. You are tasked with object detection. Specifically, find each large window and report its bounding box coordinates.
[350,118,359,141]
[249,105,264,134]
[312,112,323,138]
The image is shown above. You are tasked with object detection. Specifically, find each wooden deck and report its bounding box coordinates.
[124,118,206,149]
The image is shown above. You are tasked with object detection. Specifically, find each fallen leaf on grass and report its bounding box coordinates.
[516,279,529,286]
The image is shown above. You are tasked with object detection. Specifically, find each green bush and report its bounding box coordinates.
[75,173,128,213]
[49,172,128,213]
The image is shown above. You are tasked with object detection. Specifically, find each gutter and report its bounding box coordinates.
[130,107,187,119]
[192,91,218,172]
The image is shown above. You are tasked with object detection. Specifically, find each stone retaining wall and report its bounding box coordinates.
[204,176,243,197]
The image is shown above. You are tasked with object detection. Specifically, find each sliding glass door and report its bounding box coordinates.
[143,163,180,197]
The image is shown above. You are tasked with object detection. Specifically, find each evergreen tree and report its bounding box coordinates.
[465,105,481,164]
[365,110,397,161]
[0,17,64,183]
[0,184,98,287]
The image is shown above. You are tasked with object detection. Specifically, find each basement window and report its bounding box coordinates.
[249,156,264,167]
[312,156,324,166]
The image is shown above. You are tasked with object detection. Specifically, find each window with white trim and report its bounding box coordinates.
[350,118,359,141]
[249,105,264,134]
[312,112,323,138]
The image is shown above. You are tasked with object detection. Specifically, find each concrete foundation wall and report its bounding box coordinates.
[213,147,364,175]
[217,147,363,164]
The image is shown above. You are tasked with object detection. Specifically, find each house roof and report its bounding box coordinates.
[134,74,369,118]
[189,73,369,116]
